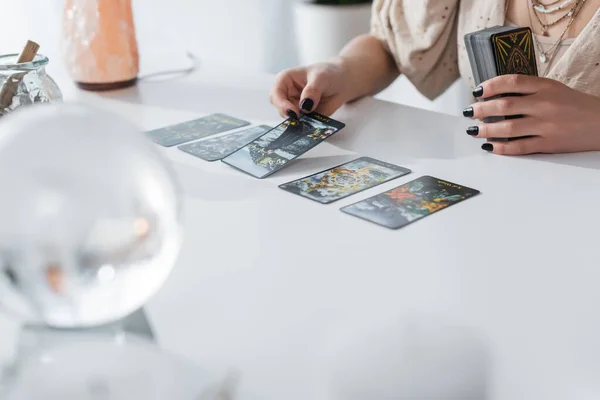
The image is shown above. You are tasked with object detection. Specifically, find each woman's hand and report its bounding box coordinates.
[269,34,401,119]
[269,61,350,119]
[464,75,600,155]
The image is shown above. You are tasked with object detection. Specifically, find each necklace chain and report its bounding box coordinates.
[527,0,588,70]
[530,0,580,34]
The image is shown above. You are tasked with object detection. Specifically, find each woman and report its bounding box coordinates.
[269,0,600,155]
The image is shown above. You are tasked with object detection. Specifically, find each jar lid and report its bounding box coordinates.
[0,54,49,71]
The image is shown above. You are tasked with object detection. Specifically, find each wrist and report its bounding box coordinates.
[330,55,363,103]
[331,55,350,74]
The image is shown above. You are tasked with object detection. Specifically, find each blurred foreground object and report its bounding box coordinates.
[62,0,139,91]
[0,42,62,117]
[2,332,218,400]
[326,316,490,399]
[0,102,182,328]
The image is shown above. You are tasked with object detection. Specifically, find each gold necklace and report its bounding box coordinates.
[527,0,587,66]
[530,0,582,35]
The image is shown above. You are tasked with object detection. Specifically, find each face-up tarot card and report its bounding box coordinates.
[146,114,250,147]
[279,157,411,204]
[341,176,480,229]
[221,112,345,179]
[178,125,272,161]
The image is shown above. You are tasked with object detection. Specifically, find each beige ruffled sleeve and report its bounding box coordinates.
[371,0,460,100]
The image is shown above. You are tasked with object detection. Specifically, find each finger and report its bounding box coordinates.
[475,74,553,99]
[269,86,300,119]
[481,136,546,155]
[269,71,302,119]
[466,95,536,120]
[467,118,541,139]
[299,70,330,113]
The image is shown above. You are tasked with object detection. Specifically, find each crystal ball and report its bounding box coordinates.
[0,103,182,328]
[5,335,218,400]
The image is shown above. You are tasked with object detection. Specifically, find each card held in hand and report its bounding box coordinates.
[464,26,538,86]
[464,26,538,140]
[222,112,345,179]
[492,28,537,76]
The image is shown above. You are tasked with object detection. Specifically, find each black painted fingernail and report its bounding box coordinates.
[300,98,314,112]
[463,107,474,118]
[472,86,484,98]
[287,110,298,120]
[482,143,494,152]
[467,126,479,136]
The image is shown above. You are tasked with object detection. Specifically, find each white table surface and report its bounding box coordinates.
[3,67,600,400]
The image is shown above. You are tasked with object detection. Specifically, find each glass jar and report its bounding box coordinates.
[0,54,63,117]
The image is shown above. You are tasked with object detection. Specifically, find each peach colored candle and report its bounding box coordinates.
[62,0,139,91]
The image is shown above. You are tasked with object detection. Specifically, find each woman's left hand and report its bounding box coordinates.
[464,75,600,155]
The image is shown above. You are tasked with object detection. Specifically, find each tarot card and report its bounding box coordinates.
[222,112,345,179]
[279,157,411,204]
[464,31,483,85]
[464,26,537,141]
[464,26,537,86]
[146,114,250,147]
[178,125,272,161]
[341,176,480,230]
[491,27,537,77]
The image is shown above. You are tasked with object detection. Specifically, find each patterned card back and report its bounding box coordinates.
[492,28,538,76]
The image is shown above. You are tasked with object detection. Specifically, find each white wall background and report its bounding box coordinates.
[1,0,468,116]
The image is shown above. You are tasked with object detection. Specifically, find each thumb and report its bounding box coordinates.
[299,72,328,113]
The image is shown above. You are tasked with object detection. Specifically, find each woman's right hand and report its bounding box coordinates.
[269,60,350,119]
